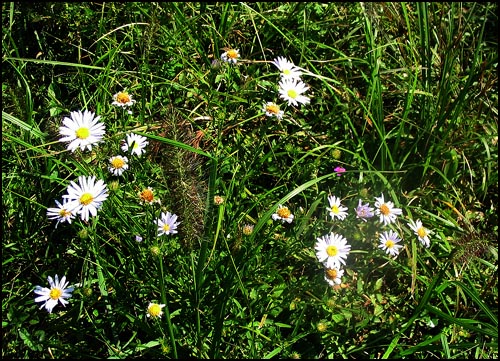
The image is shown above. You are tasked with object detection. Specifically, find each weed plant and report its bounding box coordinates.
[2,2,498,359]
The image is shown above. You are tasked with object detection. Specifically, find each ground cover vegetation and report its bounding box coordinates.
[2,2,498,359]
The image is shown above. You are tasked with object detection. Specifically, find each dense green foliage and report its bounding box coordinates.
[2,2,498,359]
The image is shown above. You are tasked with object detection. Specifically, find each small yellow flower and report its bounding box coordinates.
[138,187,160,205]
[147,302,166,318]
[272,204,294,224]
[324,267,344,286]
[263,102,284,119]
[316,320,328,332]
[112,91,136,107]
[161,342,171,354]
[221,48,240,64]
[108,155,129,176]
[242,224,254,236]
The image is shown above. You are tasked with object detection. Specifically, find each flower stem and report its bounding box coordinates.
[159,255,177,358]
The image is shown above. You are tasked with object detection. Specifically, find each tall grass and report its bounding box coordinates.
[2,2,498,359]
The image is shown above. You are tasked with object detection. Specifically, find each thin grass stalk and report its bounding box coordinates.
[413,2,437,181]
[88,218,117,348]
[360,3,392,170]
[9,62,34,130]
[158,254,178,358]
[190,254,202,356]
[416,2,430,96]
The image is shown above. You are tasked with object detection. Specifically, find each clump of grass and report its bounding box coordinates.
[147,106,208,249]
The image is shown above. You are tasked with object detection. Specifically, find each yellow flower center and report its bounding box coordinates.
[58,209,72,217]
[316,322,328,332]
[49,288,62,300]
[76,127,90,139]
[111,157,125,169]
[380,204,390,215]
[385,240,395,248]
[326,245,338,257]
[139,189,154,203]
[283,68,291,75]
[79,193,94,206]
[277,207,291,218]
[331,205,339,214]
[116,92,131,104]
[227,49,239,59]
[148,303,162,317]
[325,268,338,280]
[417,227,427,238]
[287,89,298,99]
[163,224,171,232]
[242,224,254,235]
[266,104,280,115]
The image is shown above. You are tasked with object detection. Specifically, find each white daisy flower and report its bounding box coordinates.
[121,133,149,157]
[324,267,344,287]
[272,204,294,223]
[34,274,74,313]
[378,230,403,257]
[315,232,351,269]
[108,155,129,176]
[326,195,348,221]
[407,219,431,248]
[278,78,310,107]
[156,211,180,236]
[63,175,109,222]
[46,198,76,228]
[112,91,136,108]
[146,302,166,318]
[374,194,403,226]
[271,56,303,80]
[221,48,240,64]
[59,110,106,152]
[263,102,284,119]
